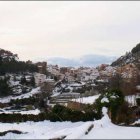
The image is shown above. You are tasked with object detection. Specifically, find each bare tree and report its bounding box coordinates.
[40,81,55,108]
[109,73,122,90]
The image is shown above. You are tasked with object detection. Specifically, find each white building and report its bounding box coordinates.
[79,68,99,82]
[34,73,46,86]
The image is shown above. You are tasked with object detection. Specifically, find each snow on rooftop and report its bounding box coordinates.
[45,79,55,82]
[73,95,100,104]
[70,83,83,87]
[96,79,105,82]
[0,109,40,115]
[62,92,80,96]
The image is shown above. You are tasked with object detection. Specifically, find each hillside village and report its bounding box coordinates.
[0,44,140,139]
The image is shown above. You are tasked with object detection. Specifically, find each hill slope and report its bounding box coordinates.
[111,43,140,69]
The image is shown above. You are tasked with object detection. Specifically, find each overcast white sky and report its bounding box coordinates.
[0,1,140,61]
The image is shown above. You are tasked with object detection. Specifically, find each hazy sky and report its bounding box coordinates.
[0,1,140,61]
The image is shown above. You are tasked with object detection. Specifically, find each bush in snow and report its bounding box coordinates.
[95,89,124,123]
[51,104,98,122]
[10,97,37,106]
[116,102,134,125]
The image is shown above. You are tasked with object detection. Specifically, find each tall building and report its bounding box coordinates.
[36,62,47,74]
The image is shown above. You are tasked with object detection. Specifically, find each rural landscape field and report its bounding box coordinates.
[0,1,139,139]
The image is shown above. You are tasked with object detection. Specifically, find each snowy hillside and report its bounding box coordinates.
[111,43,140,67]
[0,87,40,104]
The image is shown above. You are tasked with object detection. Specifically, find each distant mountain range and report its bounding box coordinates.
[47,43,140,68]
[47,54,117,67]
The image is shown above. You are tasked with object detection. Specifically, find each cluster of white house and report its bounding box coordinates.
[46,64,116,84]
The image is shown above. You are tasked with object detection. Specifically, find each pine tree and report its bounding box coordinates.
[30,76,35,87]
[20,76,27,85]
[0,77,12,97]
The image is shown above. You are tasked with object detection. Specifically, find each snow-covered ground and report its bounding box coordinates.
[0,107,139,139]
[72,95,100,104]
[82,121,140,139]
[82,108,140,139]
[0,87,40,103]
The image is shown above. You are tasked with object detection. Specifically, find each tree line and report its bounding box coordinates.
[0,57,38,75]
